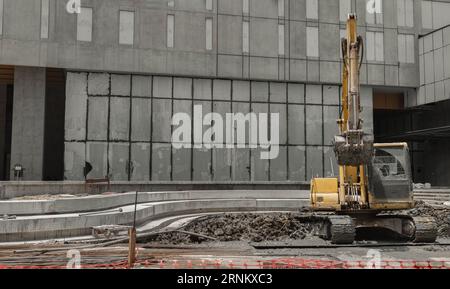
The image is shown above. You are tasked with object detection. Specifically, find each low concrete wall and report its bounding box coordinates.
[0,190,309,215]
[0,181,310,199]
[0,198,308,242]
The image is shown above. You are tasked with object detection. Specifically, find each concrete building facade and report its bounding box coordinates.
[0,0,450,185]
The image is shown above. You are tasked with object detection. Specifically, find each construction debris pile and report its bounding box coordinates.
[150,213,319,244]
[147,202,450,245]
[406,201,450,237]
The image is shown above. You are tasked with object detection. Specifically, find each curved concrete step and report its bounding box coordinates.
[0,190,310,216]
[0,198,309,242]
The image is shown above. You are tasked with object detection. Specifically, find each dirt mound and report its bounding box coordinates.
[406,201,450,237]
[146,203,450,245]
[150,213,317,244]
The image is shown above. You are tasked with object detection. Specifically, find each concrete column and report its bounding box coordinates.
[10,67,46,180]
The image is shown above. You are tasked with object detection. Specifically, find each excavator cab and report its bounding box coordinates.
[368,143,414,210]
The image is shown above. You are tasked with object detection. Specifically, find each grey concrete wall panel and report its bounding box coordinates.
[307,60,320,82]
[305,105,323,145]
[64,142,85,180]
[130,143,150,181]
[172,147,191,181]
[194,79,212,100]
[109,143,129,181]
[110,98,130,141]
[218,15,242,54]
[152,143,171,181]
[86,142,107,179]
[218,0,243,15]
[323,106,339,146]
[385,65,399,86]
[270,146,287,181]
[174,78,193,99]
[384,29,398,64]
[251,147,269,181]
[383,0,396,28]
[251,82,269,102]
[213,79,232,100]
[290,0,306,21]
[212,101,231,145]
[319,23,339,61]
[288,83,305,104]
[153,77,172,98]
[232,148,250,181]
[250,19,278,57]
[232,102,251,145]
[323,85,339,105]
[193,148,212,181]
[368,64,385,85]
[87,97,108,141]
[131,98,151,142]
[320,61,340,83]
[270,103,287,145]
[233,81,250,101]
[360,86,374,134]
[193,100,212,145]
[288,104,305,145]
[319,0,338,23]
[288,146,306,181]
[250,57,279,80]
[307,146,323,180]
[289,59,307,81]
[65,72,87,141]
[111,74,131,96]
[218,55,243,78]
[152,99,172,142]
[270,82,287,103]
[132,76,152,97]
[290,21,307,58]
[88,73,110,96]
[306,84,322,104]
[213,148,232,181]
[250,0,277,18]
[173,99,193,141]
[10,67,46,180]
[445,45,450,79]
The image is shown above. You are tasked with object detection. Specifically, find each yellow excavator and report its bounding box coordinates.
[309,14,437,244]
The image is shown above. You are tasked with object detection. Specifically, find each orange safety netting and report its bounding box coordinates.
[1,258,449,269]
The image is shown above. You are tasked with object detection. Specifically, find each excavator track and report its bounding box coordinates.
[410,216,438,243]
[298,213,356,244]
[327,215,356,244]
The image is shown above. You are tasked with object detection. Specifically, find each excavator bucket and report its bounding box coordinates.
[334,131,374,166]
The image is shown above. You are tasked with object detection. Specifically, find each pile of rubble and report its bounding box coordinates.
[150,213,317,244]
[147,202,450,245]
[406,201,450,237]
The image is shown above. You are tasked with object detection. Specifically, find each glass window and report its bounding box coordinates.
[366,31,384,61]
[278,24,285,56]
[366,0,383,25]
[77,7,93,42]
[398,34,415,63]
[167,14,174,48]
[307,26,319,57]
[306,0,318,20]
[41,0,49,39]
[242,21,249,53]
[278,0,285,17]
[206,0,213,11]
[206,18,213,50]
[339,0,352,22]
[397,0,414,27]
[243,0,249,14]
[119,11,134,45]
